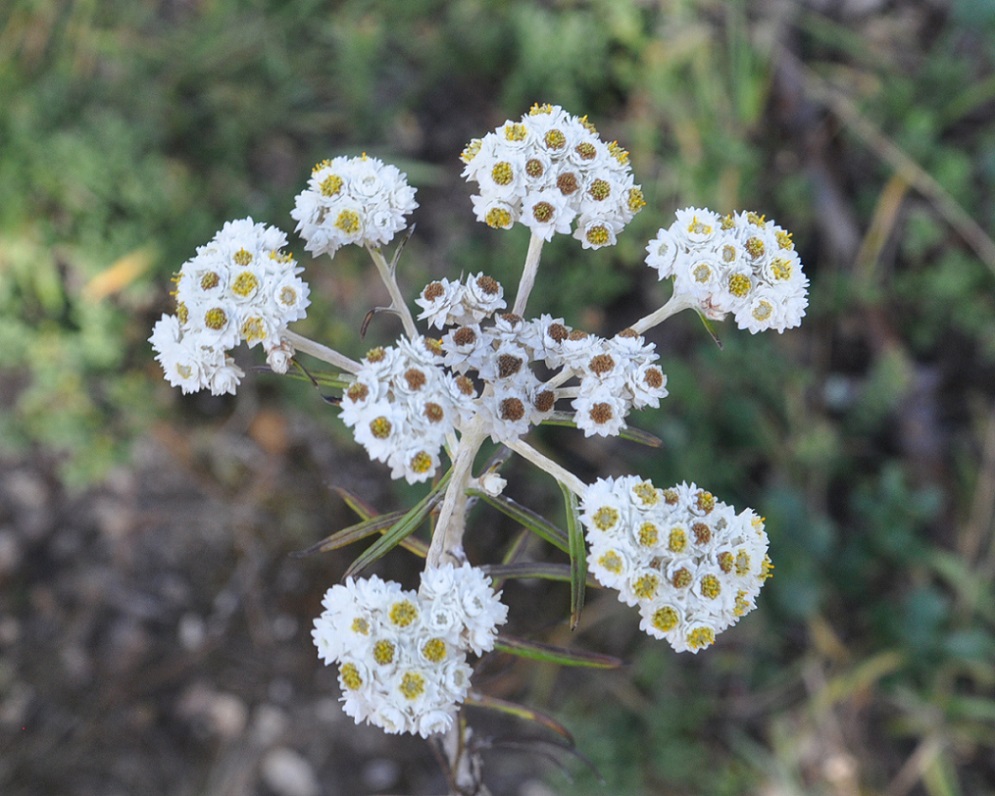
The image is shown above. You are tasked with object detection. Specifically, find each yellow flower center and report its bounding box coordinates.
[320,173,344,197]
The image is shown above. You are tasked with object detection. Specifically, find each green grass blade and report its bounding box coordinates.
[494,635,624,669]
[466,489,569,553]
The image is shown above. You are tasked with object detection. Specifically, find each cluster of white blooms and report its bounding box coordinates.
[291,154,418,258]
[430,306,670,443]
[646,208,809,333]
[339,336,477,483]
[149,218,310,395]
[311,564,508,738]
[580,476,772,653]
[461,103,646,248]
[414,273,507,330]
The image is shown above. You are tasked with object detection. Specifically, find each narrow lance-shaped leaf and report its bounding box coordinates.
[541,412,662,448]
[343,469,451,578]
[494,635,624,669]
[332,486,379,522]
[695,309,724,350]
[464,690,574,744]
[289,510,406,558]
[466,489,569,553]
[561,482,586,630]
[483,562,601,588]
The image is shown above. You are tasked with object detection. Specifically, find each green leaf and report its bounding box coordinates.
[289,510,406,558]
[494,635,624,669]
[484,561,601,587]
[541,412,662,447]
[465,690,575,743]
[343,470,451,578]
[695,309,724,349]
[562,482,586,630]
[331,485,379,522]
[467,489,569,553]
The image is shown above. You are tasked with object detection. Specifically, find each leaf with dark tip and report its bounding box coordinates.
[289,511,405,558]
[493,635,624,669]
[466,489,569,553]
[464,691,574,743]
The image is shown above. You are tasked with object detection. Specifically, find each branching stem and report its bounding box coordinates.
[282,330,362,373]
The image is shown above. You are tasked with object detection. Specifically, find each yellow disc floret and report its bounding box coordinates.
[592,506,620,531]
[231,271,258,297]
[421,638,447,663]
[651,606,679,633]
[389,599,418,628]
[373,639,396,665]
[687,626,715,651]
[340,662,363,690]
[320,173,344,197]
[399,671,426,700]
[335,209,361,234]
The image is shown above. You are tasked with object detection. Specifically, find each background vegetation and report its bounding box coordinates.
[2,0,994,794]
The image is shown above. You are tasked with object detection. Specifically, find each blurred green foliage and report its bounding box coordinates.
[2,0,994,792]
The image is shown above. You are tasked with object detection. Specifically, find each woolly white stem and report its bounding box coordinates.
[630,293,695,335]
[282,330,362,373]
[511,233,545,316]
[427,418,489,568]
[506,438,586,497]
[367,244,419,340]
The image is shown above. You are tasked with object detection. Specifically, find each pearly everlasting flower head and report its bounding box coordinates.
[291,154,418,258]
[311,564,507,737]
[580,476,772,653]
[645,208,808,333]
[339,337,473,484]
[150,218,310,394]
[462,103,645,249]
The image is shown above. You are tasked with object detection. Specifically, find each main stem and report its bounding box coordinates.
[282,330,362,373]
[511,233,545,317]
[427,417,489,568]
[367,244,419,340]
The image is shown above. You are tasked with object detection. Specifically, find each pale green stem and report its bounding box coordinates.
[630,293,695,335]
[427,417,489,568]
[366,244,419,340]
[282,330,362,373]
[511,232,545,316]
[506,438,587,498]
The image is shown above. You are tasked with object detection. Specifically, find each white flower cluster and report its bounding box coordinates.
[580,476,772,653]
[414,272,507,330]
[461,103,646,248]
[311,564,508,738]
[291,154,418,258]
[646,208,809,333]
[430,305,669,443]
[339,336,476,483]
[149,218,310,395]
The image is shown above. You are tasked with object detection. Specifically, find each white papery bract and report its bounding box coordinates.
[646,208,809,333]
[461,103,645,248]
[291,154,418,258]
[311,565,508,738]
[150,218,309,394]
[580,476,772,653]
